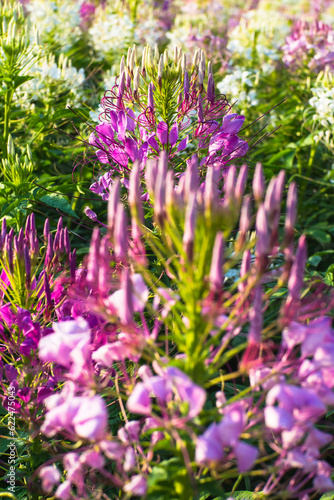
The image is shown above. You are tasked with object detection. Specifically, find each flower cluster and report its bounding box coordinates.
[283,20,334,71]
[88,44,249,199]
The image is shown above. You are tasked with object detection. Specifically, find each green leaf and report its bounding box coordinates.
[213,492,256,500]
[40,194,78,218]
[305,229,331,246]
[308,255,322,267]
[13,75,34,89]
[325,264,334,286]
[319,493,334,499]
[51,108,76,122]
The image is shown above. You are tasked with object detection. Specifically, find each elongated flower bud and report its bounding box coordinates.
[118,71,126,100]
[224,165,237,203]
[204,166,219,215]
[285,182,297,234]
[64,228,70,255]
[44,272,52,309]
[24,244,31,287]
[45,234,53,270]
[114,203,128,259]
[121,268,134,324]
[57,217,63,233]
[108,179,120,237]
[133,66,140,94]
[145,159,158,198]
[184,71,189,98]
[120,55,125,75]
[183,193,196,261]
[239,195,252,236]
[181,54,187,74]
[174,46,178,66]
[207,72,215,101]
[235,164,248,202]
[129,161,144,224]
[98,236,109,294]
[287,235,307,301]
[148,82,154,110]
[166,170,175,209]
[255,205,270,257]
[154,44,159,64]
[141,47,146,76]
[43,219,50,243]
[253,162,265,202]
[1,218,7,241]
[163,49,168,68]
[69,249,76,283]
[87,228,100,283]
[155,152,168,225]
[238,249,251,294]
[209,232,224,292]
[274,170,286,208]
[197,94,203,122]
[248,286,263,343]
[184,155,199,202]
[126,47,132,70]
[158,54,163,85]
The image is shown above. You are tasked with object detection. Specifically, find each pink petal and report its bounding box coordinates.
[157,121,168,145]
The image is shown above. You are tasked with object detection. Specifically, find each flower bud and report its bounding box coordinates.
[209,232,224,292]
[148,82,154,110]
[120,55,125,75]
[253,162,265,202]
[183,193,196,261]
[87,228,100,283]
[255,205,270,257]
[133,66,140,94]
[285,181,297,233]
[114,203,128,259]
[235,164,248,202]
[287,235,307,301]
[108,179,120,237]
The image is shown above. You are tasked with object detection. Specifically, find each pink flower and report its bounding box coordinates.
[42,395,108,441]
[55,480,72,500]
[39,466,61,493]
[196,403,258,471]
[123,475,147,496]
[38,318,91,368]
[127,382,152,416]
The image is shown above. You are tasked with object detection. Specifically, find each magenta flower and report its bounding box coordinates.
[39,466,61,493]
[123,474,147,496]
[42,394,108,441]
[127,366,206,421]
[265,384,326,432]
[38,318,91,368]
[55,480,72,500]
[196,402,258,472]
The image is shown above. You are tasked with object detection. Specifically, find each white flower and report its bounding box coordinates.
[26,0,82,49]
[88,8,134,59]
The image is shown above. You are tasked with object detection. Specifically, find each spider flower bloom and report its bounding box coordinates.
[127,366,206,421]
[88,45,248,196]
[196,402,258,472]
[42,394,108,441]
[39,466,61,493]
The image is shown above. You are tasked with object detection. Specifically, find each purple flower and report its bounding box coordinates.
[39,466,61,493]
[38,318,91,368]
[123,475,147,496]
[55,480,72,500]
[127,366,206,420]
[42,395,108,441]
[265,384,326,431]
[127,382,152,416]
[196,402,258,471]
